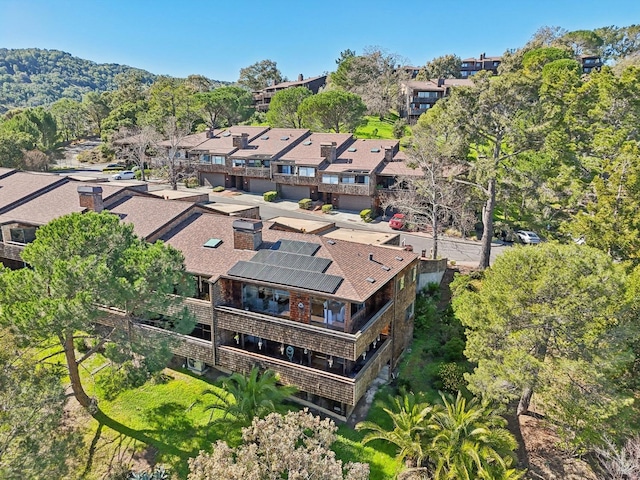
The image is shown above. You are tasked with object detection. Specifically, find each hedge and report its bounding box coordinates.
[263,191,278,202]
[360,209,373,222]
[298,198,312,210]
[322,204,333,214]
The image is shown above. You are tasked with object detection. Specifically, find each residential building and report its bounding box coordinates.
[580,54,603,73]
[400,78,473,122]
[460,53,502,77]
[253,74,327,112]
[0,169,419,420]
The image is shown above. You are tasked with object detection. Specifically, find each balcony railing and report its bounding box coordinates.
[216,339,391,406]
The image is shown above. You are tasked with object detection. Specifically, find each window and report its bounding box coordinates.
[278,164,294,175]
[405,302,415,321]
[298,166,315,177]
[355,175,369,184]
[493,61,500,67]
[341,176,355,184]
[201,154,211,164]
[233,159,245,167]
[460,71,468,77]
[461,62,469,68]
[419,104,430,110]
[417,91,437,98]
[322,174,339,184]
[411,265,417,282]
[398,275,405,291]
[213,155,225,165]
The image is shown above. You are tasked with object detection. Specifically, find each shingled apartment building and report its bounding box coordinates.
[0,168,418,419]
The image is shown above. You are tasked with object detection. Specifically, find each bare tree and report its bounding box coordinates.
[112,126,161,181]
[380,127,472,259]
[596,436,640,480]
[154,116,195,190]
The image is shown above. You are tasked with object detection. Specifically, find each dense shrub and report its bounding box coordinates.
[321,204,333,214]
[184,177,199,188]
[96,361,150,400]
[263,191,278,202]
[212,185,225,192]
[393,118,408,139]
[360,209,372,222]
[74,337,89,353]
[134,169,151,180]
[298,198,312,210]
[436,362,468,394]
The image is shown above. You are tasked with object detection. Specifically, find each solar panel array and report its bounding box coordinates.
[251,249,331,272]
[228,261,343,294]
[273,239,320,256]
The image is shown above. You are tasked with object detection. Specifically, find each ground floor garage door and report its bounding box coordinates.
[201,173,226,188]
[249,179,277,194]
[280,185,310,200]
[338,194,373,212]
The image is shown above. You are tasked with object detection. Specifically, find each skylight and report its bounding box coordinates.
[222,132,231,137]
[366,277,376,283]
[303,141,312,146]
[261,135,269,140]
[280,136,289,141]
[203,238,222,248]
[370,148,380,153]
[347,147,357,152]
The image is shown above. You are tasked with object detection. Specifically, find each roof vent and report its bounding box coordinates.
[366,277,376,283]
[370,148,380,153]
[303,140,312,146]
[347,147,357,152]
[382,265,391,271]
[368,253,374,261]
[222,131,231,137]
[261,135,269,140]
[280,136,289,141]
[327,240,336,245]
[395,256,404,261]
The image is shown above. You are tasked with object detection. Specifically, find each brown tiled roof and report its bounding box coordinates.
[0,168,16,179]
[402,80,444,92]
[442,78,474,87]
[322,139,398,173]
[279,133,354,166]
[160,213,417,302]
[189,126,269,155]
[0,172,68,215]
[158,131,213,149]
[106,195,195,240]
[261,75,327,92]
[231,128,310,159]
[378,152,422,177]
[0,181,126,225]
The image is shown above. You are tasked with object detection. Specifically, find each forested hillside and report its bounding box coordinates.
[0,48,157,112]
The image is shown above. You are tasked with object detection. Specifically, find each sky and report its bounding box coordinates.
[1,0,639,82]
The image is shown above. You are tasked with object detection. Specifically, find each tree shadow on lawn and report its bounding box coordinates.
[92,406,232,477]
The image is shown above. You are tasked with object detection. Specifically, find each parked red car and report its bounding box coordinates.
[389,213,405,230]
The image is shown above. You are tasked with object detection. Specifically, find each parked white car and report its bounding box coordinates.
[111,170,135,180]
[516,230,541,244]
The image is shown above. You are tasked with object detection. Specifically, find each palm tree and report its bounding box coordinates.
[356,392,440,468]
[430,391,520,480]
[204,367,297,427]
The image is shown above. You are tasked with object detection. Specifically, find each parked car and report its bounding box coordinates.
[389,213,406,230]
[516,230,541,244]
[111,170,135,180]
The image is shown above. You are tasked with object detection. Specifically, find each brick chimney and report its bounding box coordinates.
[480,53,485,60]
[206,128,215,139]
[320,142,337,163]
[437,78,445,87]
[78,186,103,212]
[384,147,394,162]
[232,219,263,250]
[232,133,249,149]
[298,73,304,82]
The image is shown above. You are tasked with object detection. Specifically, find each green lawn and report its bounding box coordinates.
[57,350,399,478]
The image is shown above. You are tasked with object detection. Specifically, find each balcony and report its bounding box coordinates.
[245,167,272,179]
[196,163,228,173]
[0,240,26,262]
[165,296,213,325]
[317,182,374,196]
[272,173,318,186]
[215,299,393,360]
[216,339,392,406]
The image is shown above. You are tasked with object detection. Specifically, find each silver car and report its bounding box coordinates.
[516,230,541,244]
